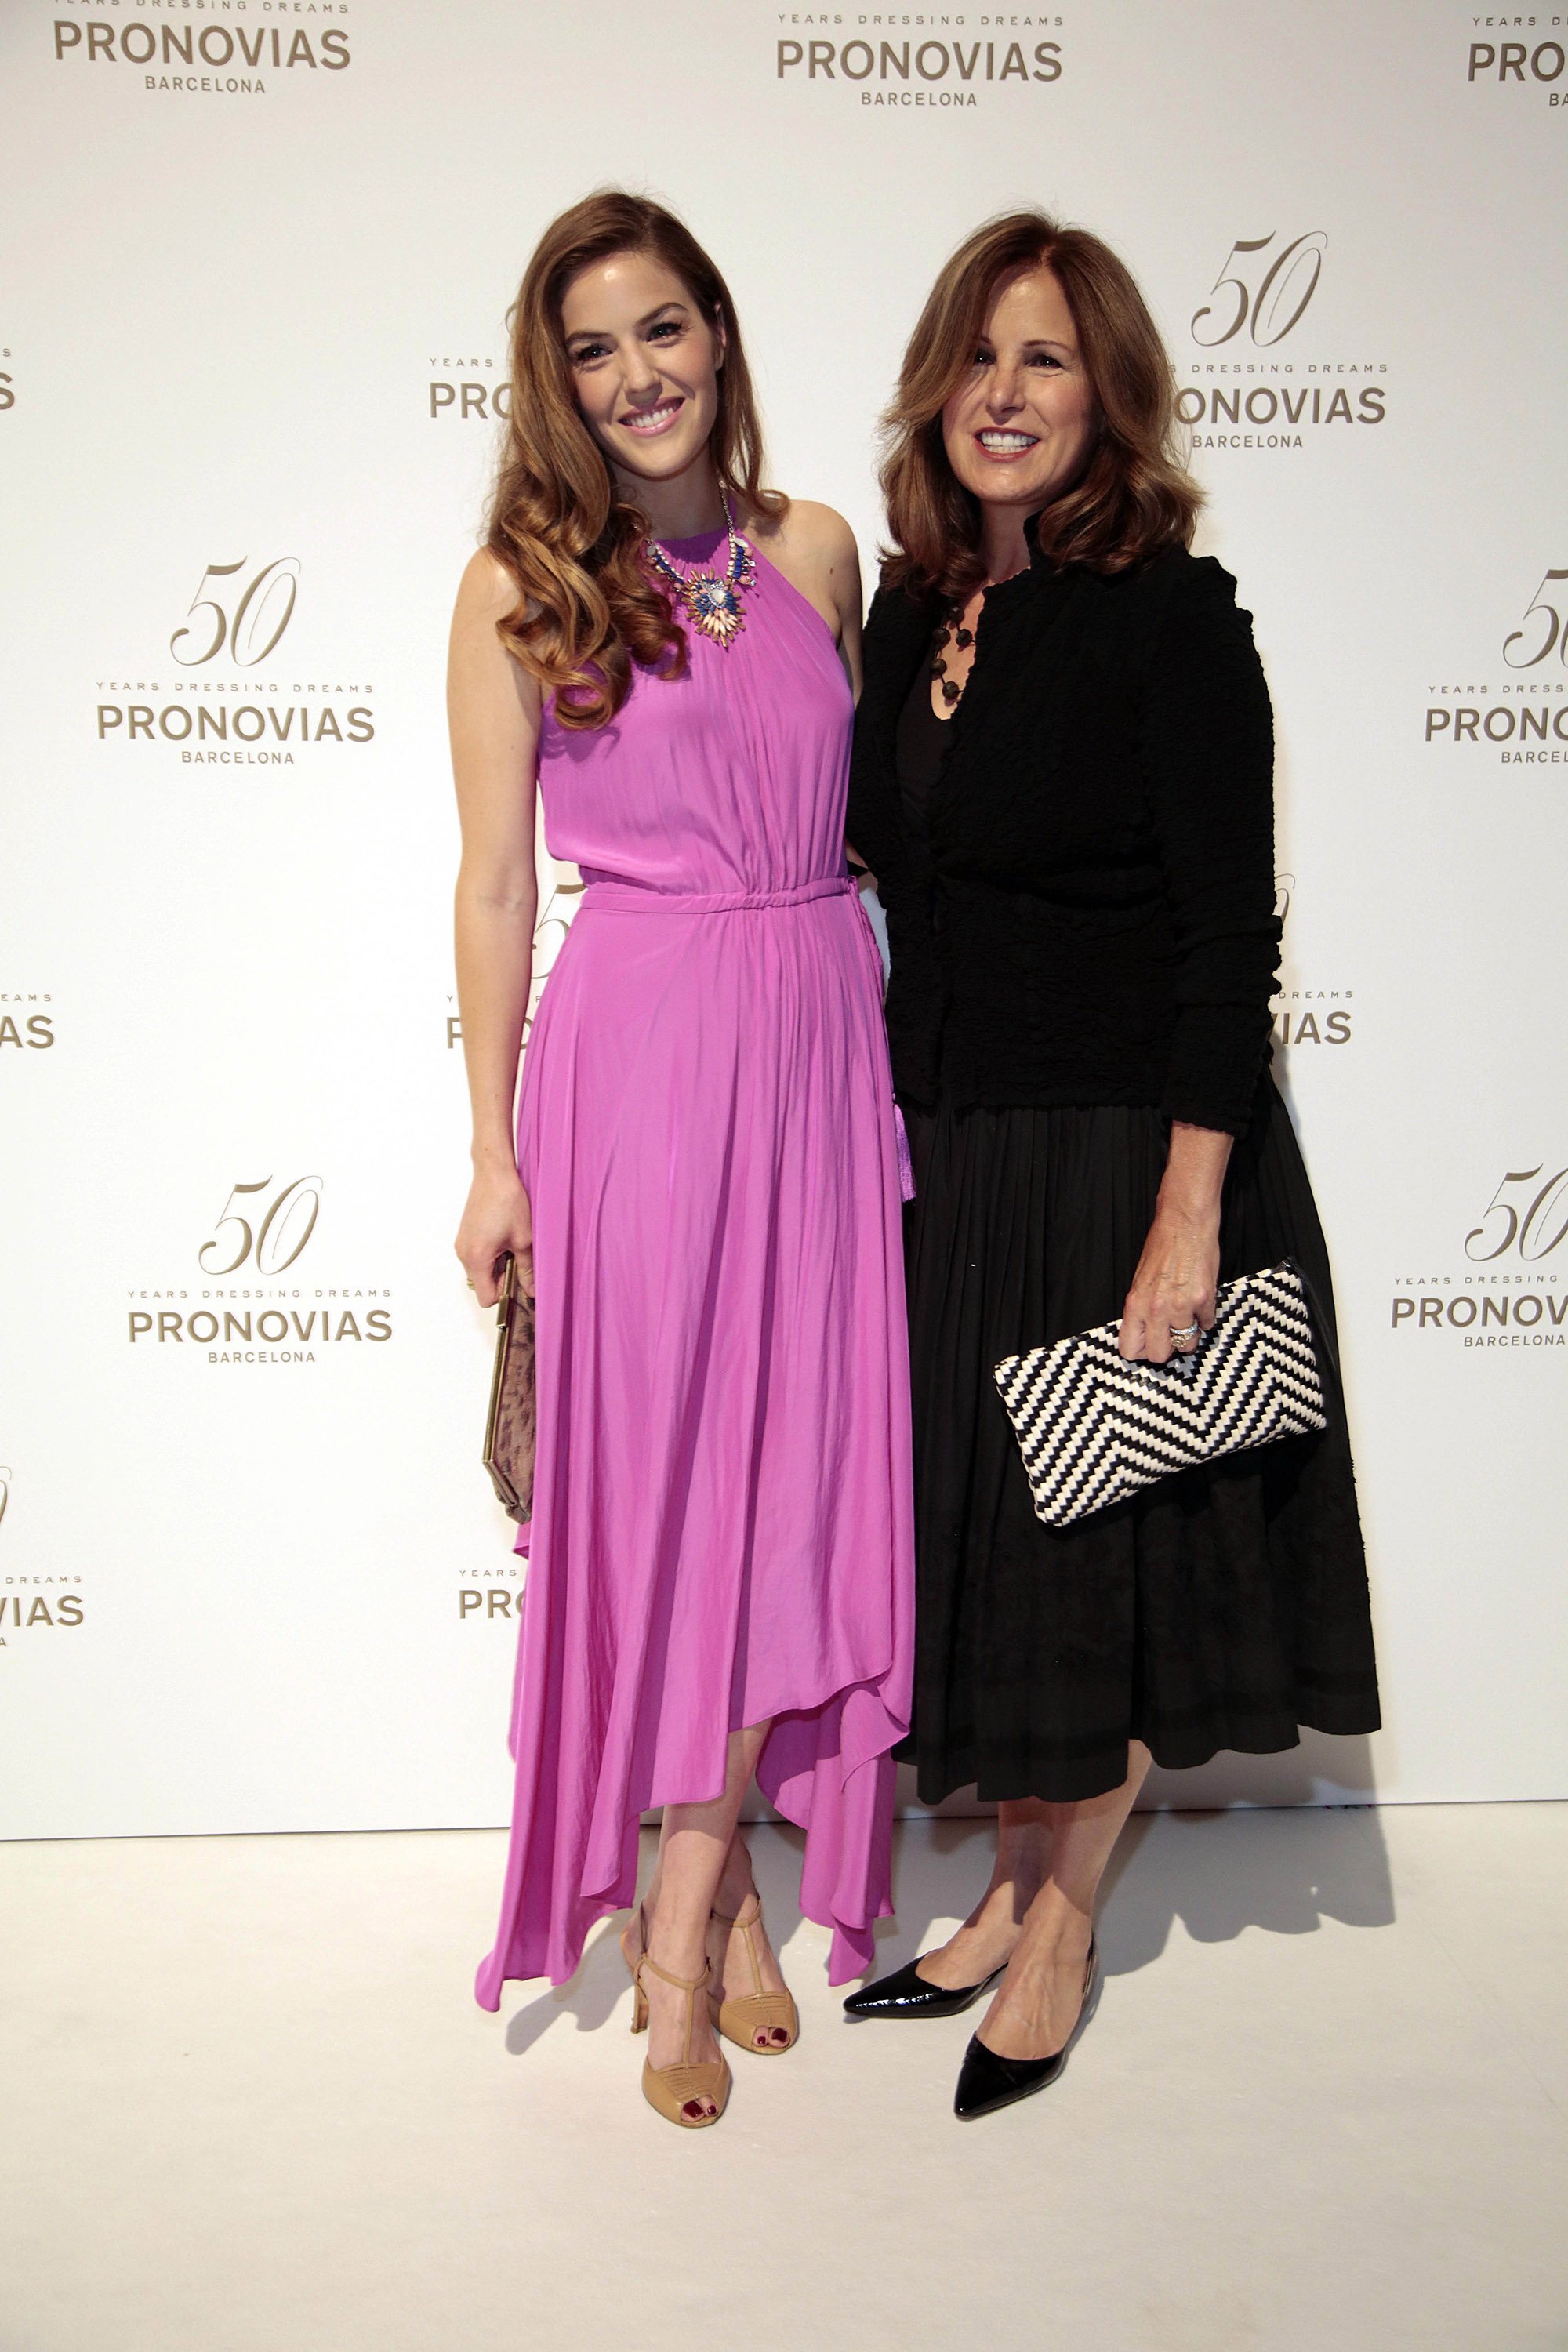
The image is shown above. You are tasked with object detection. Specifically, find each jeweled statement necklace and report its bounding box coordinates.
[644,488,757,650]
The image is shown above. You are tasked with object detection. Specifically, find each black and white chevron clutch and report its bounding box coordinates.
[993,1259,1328,1529]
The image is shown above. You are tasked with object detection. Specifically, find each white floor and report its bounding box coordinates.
[3,1806,1566,2352]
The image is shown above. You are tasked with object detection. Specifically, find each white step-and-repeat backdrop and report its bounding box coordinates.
[2,0,1564,1838]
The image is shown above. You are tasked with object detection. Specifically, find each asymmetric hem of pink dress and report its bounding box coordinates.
[474,537,915,2003]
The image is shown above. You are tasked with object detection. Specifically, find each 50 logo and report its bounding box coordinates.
[1503,571,1568,670]
[1191,233,1327,347]
[171,558,299,670]
[1465,1167,1568,1265]
[126,1170,392,1356]
[94,546,372,757]
[1392,1162,1568,1344]
[198,1176,322,1276]
[1423,574,1568,749]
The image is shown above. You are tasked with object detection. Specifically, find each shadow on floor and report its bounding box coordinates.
[503,1913,635,2056]
[503,1744,1395,2045]
[866,1736,1396,1981]
[1093,1798,1397,1976]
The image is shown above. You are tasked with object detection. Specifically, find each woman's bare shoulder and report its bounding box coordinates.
[750,499,862,636]
[448,548,540,724]
[455,546,524,623]
[750,497,858,571]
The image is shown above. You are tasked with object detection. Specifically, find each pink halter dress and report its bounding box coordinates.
[474,532,915,1998]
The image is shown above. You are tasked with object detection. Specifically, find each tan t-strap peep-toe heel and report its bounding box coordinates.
[630,1946,731,2128]
[710,1892,800,2055]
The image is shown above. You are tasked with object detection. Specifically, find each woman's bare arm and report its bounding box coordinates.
[448,550,542,1305]
[822,510,864,702]
[1117,1122,1233,1362]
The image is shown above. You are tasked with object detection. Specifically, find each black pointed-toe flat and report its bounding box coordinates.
[953,1942,1102,2119]
[841,1954,1007,2020]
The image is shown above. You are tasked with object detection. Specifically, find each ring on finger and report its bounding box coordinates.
[1168,1320,1200,1342]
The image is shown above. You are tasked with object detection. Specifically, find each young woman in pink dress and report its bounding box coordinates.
[448,193,914,2129]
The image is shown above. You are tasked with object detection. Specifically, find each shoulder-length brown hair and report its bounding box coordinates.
[880,210,1200,603]
[486,191,783,731]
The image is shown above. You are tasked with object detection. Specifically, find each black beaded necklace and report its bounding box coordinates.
[929,604,976,710]
[930,557,1033,709]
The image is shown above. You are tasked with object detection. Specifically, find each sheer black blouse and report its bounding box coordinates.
[846,530,1281,1138]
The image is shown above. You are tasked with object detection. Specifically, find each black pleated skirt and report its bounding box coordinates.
[898,1076,1381,1804]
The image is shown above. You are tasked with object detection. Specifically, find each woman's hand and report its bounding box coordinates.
[1118,1122,1233,1362]
[456,1165,533,1308]
[1117,1205,1220,1363]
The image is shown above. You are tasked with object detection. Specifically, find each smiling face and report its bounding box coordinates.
[559,249,725,497]
[940,263,1097,528]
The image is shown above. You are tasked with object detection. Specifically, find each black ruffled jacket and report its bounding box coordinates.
[845,532,1282,1137]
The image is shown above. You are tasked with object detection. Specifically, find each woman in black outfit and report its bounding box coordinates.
[842,212,1380,2118]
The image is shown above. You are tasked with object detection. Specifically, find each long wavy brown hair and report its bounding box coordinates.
[486,191,783,730]
[881,210,1200,603]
